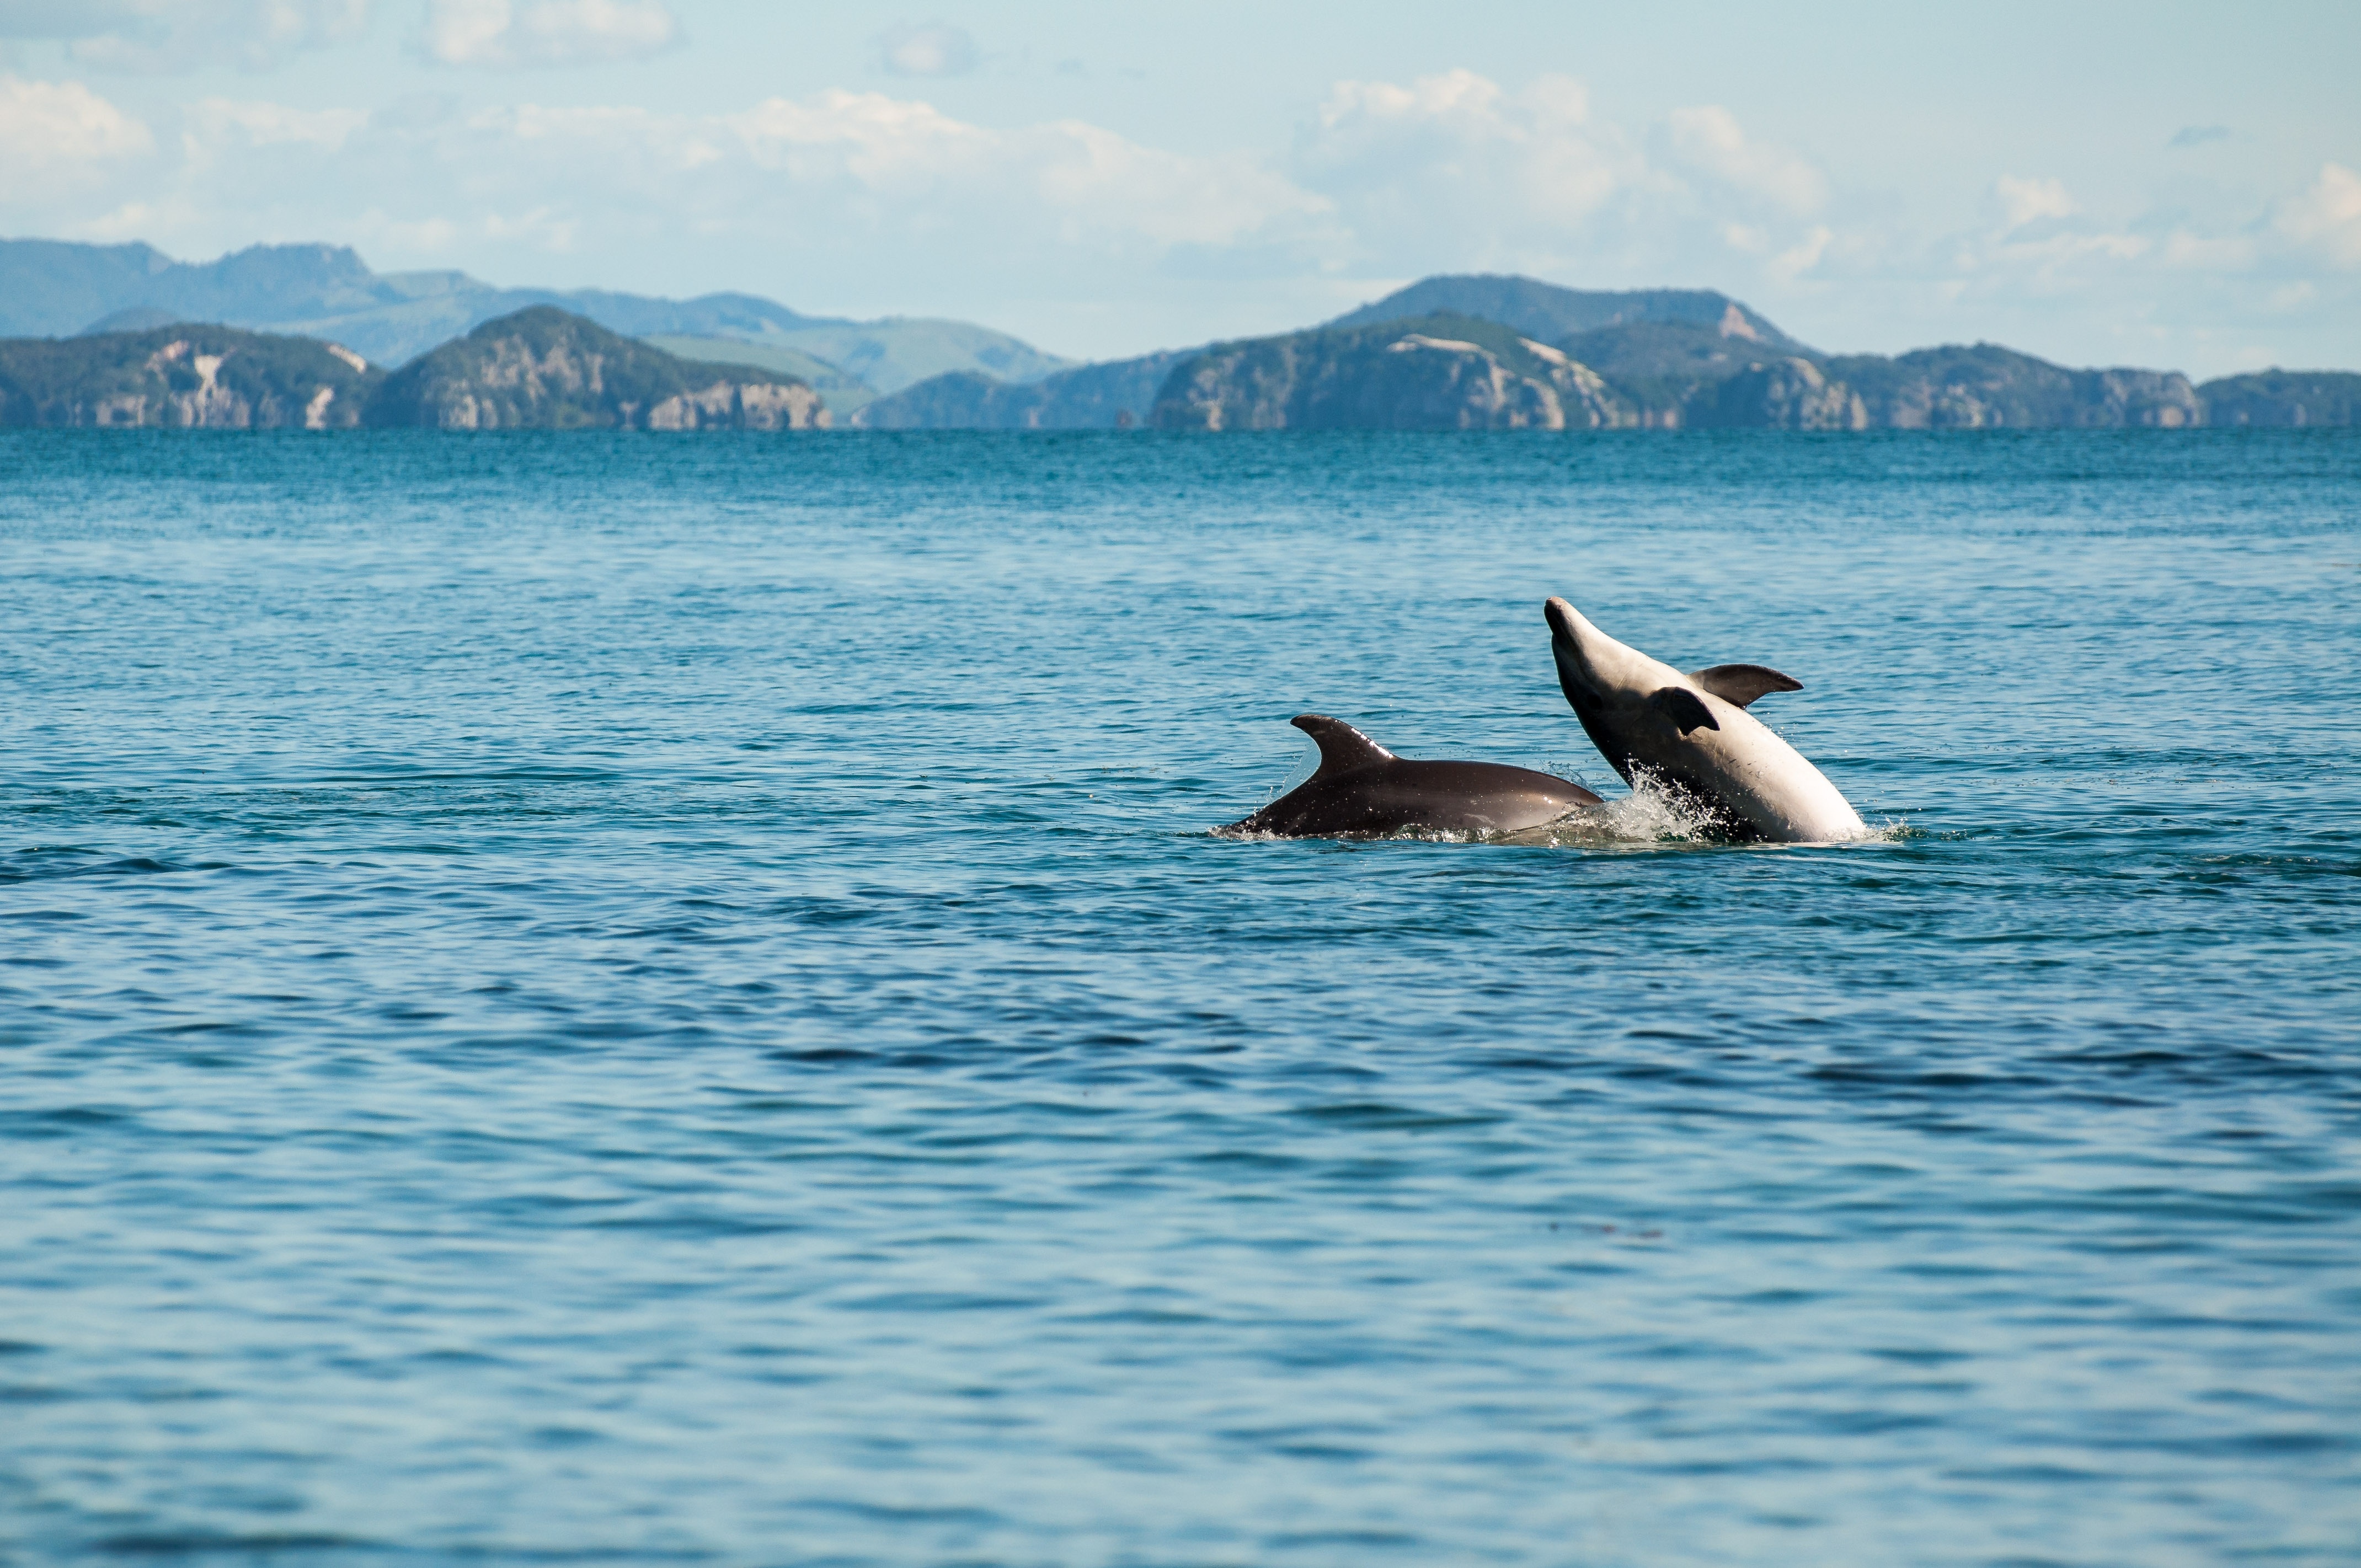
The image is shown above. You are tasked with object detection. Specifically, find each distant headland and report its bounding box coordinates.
[1,239,2353,431]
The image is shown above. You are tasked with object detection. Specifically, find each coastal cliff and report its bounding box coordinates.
[1134,275,2225,431]
[1150,314,1633,431]
[2196,371,2361,426]
[1142,312,2210,432]
[367,308,827,430]
[1689,357,1868,430]
[0,324,378,428]
[1824,346,2200,428]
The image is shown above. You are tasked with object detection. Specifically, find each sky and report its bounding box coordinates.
[2,0,2358,376]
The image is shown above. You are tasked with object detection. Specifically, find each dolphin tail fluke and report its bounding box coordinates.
[1290,714,1394,778]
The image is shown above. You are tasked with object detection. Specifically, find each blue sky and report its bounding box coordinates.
[2,0,2357,374]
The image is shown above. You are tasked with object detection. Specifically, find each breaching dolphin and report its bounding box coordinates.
[1544,597,1864,843]
[1224,714,1603,838]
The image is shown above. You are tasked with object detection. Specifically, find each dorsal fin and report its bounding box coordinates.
[1290,714,1393,778]
[1689,663,1803,709]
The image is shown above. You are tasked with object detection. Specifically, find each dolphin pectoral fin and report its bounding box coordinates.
[1648,687,1721,735]
[1290,714,1395,779]
[1691,664,1803,708]
[1689,665,1803,708]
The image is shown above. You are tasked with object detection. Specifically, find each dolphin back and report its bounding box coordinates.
[1225,716,1600,839]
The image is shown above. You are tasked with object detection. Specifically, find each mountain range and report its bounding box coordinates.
[4,238,2357,431]
[0,238,1071,402]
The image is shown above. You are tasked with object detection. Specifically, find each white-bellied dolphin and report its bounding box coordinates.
[1224,714,1603,838]
[1543,598,1864,843]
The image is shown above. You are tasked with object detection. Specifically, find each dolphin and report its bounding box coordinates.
[1224,714,1603,838]
[1543,597,1864,843]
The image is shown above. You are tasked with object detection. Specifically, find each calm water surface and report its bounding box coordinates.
[3,431,2357,1566]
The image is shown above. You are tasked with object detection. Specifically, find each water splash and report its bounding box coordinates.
[1507,769,1904,849]
[1498,766,1728,847]
[1267,735,1321,805]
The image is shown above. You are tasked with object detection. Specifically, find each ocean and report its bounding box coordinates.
[3,430,2357,1566]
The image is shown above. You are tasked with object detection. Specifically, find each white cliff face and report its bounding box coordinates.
[471,341,605,401]
[90,341,257,427]
[4,325,375,429]
[1380,334,1634,431]
[743,382,828,430]
[1388,334,1488,357]
[644,381,829,430]
[176,352,248,427]
[1158,324,1637,432]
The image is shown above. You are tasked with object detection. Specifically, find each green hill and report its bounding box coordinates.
[1555,320,1817,424]
[2197,370,2361,426]
[1152,313,1633,431]
[366,308,826,430]
[1329,275,1807,352]
[0,323,380,428]
[1823,345,2200,428]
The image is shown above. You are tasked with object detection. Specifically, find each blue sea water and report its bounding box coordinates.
[2,430,2357,1567]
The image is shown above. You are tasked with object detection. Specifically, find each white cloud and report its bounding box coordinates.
[1769,224,1832,282]
[1663,105,1826,216]
[1993,174,2076,230]
[725,90,1329,253]
[419,0,678,68]
[32,82,1326,307]
[727,90,993,189]
[1030,121,1326,249]
[186,95,365,149]
[1307,71,1614,216]
[1292,69,1851,290]
[875,19,975,78]
[0,74,152,197]
[1296,69,1649,276]
[0,1,373,72]
[2274,162,2361,267]
[2161,229,2255,270]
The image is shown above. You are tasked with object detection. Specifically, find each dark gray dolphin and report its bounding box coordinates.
[1224,714,1603,838]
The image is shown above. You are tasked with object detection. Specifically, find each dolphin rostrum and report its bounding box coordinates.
[1225,714,1603,838]
[1544,597,1865,843]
